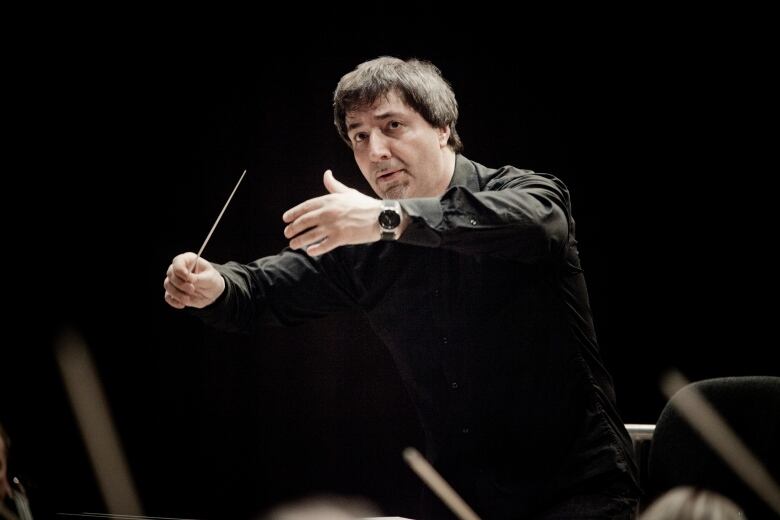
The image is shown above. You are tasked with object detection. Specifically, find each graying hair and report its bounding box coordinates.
[333,56,463,153]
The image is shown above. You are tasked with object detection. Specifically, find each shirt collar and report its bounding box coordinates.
[447,154,480,192]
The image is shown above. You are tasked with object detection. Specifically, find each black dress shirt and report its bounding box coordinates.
[192,155,639,517]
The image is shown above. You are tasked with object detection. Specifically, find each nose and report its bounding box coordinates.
[368,130,391,162]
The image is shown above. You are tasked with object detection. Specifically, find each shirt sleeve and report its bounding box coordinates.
[188,247,359,334]
[398,169,572,262]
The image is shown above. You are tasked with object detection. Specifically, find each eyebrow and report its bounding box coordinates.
[347,111,404,132]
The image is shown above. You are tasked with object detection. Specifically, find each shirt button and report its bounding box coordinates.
[451,382,459,389]
[469,217,478,225]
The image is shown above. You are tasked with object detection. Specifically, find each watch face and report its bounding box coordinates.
[379,209,401,229]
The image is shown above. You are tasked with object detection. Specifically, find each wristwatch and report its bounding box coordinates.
[378,200,403,241]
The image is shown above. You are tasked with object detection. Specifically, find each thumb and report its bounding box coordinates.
[323,169,351,194]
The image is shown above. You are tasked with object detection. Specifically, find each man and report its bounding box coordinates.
[164,56,639,518]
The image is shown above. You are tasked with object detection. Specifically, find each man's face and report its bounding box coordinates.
[346,90,453,199]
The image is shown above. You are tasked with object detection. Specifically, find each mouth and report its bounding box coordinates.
[376,168,404,184]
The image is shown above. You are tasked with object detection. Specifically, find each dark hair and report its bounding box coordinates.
[333,56,463,153]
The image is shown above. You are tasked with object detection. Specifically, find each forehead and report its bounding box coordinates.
[345,91,415,125]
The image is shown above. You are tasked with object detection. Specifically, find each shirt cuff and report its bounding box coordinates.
[398,197,444,247]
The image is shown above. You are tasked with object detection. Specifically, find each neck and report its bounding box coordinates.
[434,148,457,196]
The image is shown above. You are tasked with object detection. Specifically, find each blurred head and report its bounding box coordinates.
[334,57,461,199]
[260,495,379,520]
[640,486,746,520]
[0,422,10,501]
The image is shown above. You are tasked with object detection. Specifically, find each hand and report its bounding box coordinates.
[163,252,226,309]
[282,170,383,256]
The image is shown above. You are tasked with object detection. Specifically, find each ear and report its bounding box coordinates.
[437,125,451,148]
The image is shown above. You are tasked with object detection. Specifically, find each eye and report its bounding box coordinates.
[353,132,368,143]
[388,120,402,130]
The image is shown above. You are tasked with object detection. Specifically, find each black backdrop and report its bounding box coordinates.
[3,20,777,519]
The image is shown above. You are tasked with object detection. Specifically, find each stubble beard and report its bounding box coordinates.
[382,182,409,200]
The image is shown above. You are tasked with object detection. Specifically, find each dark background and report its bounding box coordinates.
[3,19,777,519]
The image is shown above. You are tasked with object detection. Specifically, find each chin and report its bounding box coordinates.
[383,183,412,199]
[384,188,406,199]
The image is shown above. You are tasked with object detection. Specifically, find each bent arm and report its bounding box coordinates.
[399,169,571,262]
[188,248,358,334]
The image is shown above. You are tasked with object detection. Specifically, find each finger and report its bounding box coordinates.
[166,264,180,285]
[305,236,337,257]
[168,262,186,281]
[165,291,185,308]
[323,169,351,194]
[290,227,329,251]
[284,208,326,239]
[283,196,326,223]
[172,254,197,282]
[164,292,186,309]
[167,273,196,295]
[164,277,194,300]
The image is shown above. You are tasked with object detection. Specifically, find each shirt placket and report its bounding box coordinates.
[436,252,471,441]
